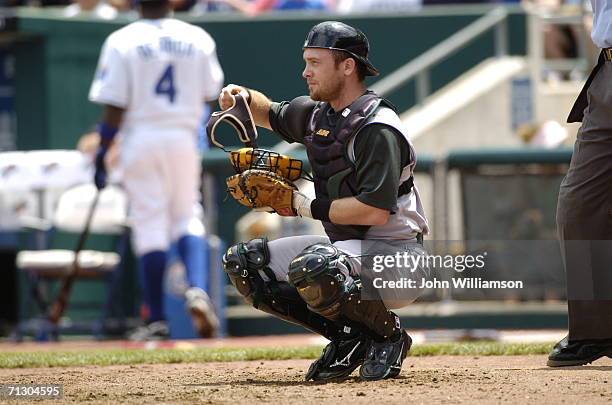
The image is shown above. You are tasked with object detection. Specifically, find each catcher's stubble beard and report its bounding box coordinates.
[308,69,345,104]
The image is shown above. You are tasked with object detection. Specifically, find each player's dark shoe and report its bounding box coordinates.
[359,329,411,381]
[547,335,612,367]
[128,320,169,341]
[305,333,370,381]
[185,287,219,338]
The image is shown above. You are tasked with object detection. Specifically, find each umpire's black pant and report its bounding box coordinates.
[558,58,612,341]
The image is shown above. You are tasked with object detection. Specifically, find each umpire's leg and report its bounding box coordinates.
[557,76,612,340]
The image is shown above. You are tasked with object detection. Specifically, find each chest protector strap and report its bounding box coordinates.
[304,91,408,241]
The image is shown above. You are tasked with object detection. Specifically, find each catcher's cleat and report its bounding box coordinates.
[359,329,412,381]
[305,333,370,381]
[185,287,219,338]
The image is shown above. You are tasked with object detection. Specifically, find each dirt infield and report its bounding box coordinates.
[2,355,611,404]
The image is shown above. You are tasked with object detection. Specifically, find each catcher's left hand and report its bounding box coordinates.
[227,169,298,216]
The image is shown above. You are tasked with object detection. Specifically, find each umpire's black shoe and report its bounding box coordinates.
[305,333,370,381]
[359,329,411,381]
[547,335,612,367]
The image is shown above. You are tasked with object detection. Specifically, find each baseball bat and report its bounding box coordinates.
[48,188,101,325]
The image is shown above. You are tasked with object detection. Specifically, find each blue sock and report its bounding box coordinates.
[140,250,167,323]
[177,235,208,292]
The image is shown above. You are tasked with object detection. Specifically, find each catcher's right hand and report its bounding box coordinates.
[218,84,250,111]
[227,169,298,216]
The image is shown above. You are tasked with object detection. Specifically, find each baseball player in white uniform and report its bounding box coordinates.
[88,0,224,339]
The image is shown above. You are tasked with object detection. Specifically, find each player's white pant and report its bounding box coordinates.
[120,127,204,256]
[264,235,428,309]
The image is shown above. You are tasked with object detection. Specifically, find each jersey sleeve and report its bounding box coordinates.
[353,124,410,212]
[88,36,129,108]
[199,32,224,102]
[268,96,316,143]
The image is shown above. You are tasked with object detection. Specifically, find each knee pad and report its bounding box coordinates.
[288,243,401,341]
[222,238,345,341]
[287,243,353,319]
[222,238,270,301]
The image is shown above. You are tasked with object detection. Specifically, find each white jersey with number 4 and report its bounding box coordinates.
[88,18,224,255]
[89,18,224,133]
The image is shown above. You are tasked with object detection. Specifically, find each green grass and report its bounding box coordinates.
[413,341,553,356]
[0,346,323,368]
[0,342,554,369]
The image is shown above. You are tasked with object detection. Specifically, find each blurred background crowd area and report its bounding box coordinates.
[0,0,593,20]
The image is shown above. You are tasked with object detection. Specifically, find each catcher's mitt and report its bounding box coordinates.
[229,147,305,181]
[226,169,297,216]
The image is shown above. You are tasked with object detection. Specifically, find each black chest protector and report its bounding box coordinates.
[303,91,394,242]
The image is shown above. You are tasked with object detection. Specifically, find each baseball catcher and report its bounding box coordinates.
[209,21,429,382]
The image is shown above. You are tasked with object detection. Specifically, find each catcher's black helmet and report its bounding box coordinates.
[303,21,379,77]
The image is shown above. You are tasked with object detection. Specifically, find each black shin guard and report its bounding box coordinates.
[288,243,401,341]
[222,238,347,341]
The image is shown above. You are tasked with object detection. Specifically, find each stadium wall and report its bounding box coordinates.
[14,5,526,150]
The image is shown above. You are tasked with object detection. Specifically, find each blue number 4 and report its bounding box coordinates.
[155,64,176,103]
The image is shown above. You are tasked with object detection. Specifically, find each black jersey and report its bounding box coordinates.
[269,96,411,212]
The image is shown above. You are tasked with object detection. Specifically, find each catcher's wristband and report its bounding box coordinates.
[311,199,331,222]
